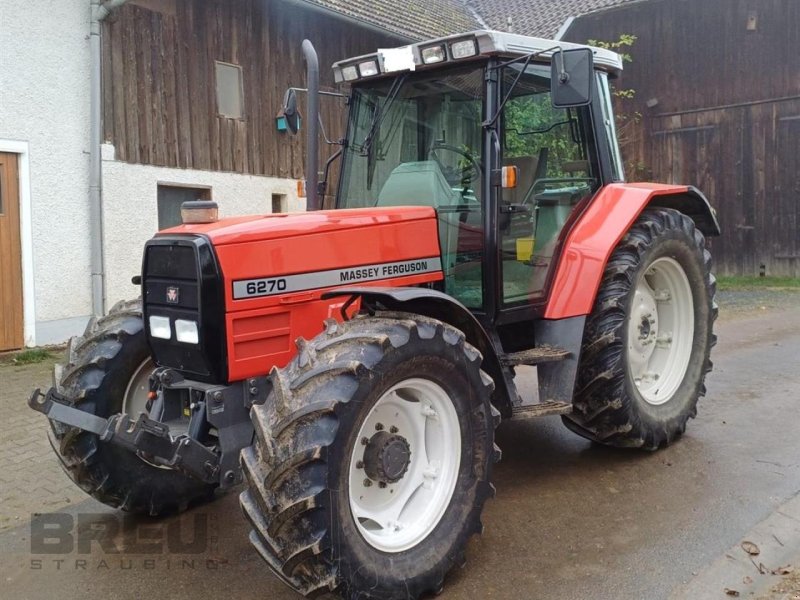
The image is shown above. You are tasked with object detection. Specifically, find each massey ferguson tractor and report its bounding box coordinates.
[30,31,718,599]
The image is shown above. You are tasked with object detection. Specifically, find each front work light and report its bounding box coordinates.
[358,60,379,77]
[181,201,218,224]
[149,316,171,340]
[175,319,199,344]
[450,39,478,59]
[341,65,359,81]
[421,45,446,64]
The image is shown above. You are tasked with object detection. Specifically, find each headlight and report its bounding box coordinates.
[450,39,478,59]
[421,45,446,64]
[358,60,379,77]
[149,316,171,340]
[175,319,199,344]
[341,65,359,81]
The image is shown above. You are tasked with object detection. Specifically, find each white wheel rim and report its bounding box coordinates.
[348,378,461,553]
[627,257,694,406]
[122,358,155,419]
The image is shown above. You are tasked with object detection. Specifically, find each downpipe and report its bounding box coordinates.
[302,39,321,211]
[88,0,129,317]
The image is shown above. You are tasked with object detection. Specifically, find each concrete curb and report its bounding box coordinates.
[672,491,800,599]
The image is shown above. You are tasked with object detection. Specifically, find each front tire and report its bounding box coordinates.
[49,299,218,514]
[240,313,499,599]
[564,208,717,450]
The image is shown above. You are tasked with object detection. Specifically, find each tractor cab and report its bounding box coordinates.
[324,32,625,320]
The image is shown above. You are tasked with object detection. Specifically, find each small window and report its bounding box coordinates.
[271,193,287,213]
[215,61,244,119]
[597,73,625,182]
[157,185,211,230]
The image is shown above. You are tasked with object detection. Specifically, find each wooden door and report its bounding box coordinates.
[0,152,23,350]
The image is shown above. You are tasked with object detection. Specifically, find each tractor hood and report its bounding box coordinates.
[146,206,444,382]
[159,206,436,246]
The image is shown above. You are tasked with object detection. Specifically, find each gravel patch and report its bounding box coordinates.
[717,289,800,321]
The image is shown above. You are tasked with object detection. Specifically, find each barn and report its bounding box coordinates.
[475,0,800,277]
[562,0,800,278]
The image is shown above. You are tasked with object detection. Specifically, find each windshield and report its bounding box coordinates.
[338,65,485,209]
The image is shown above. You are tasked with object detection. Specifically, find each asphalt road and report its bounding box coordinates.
[2,300,799,600]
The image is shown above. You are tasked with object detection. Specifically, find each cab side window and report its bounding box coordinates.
[500,63,598,305]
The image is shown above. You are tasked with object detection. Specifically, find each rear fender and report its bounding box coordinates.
[322,287,512,416]
[545,183,720,320]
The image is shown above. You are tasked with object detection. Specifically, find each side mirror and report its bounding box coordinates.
[281,88,300,134]
[551,48,594,108]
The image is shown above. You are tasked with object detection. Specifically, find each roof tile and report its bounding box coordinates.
[295,0,643,41]
[296,0,482,40]
[467,0,643,38]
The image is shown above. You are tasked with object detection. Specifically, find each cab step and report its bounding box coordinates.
[500,346,570,367]
[511,401,573,419]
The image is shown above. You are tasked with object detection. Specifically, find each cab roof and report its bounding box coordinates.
[332,30,624,83]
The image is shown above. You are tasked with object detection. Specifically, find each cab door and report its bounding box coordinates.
[497,63,600,307]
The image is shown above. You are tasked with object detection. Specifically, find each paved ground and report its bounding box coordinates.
[0,360,86,532]
[1,289,799,599]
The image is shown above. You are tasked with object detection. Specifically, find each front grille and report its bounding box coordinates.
[142,235,227,383]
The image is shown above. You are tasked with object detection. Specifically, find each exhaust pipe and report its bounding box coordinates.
[302,40,320,211]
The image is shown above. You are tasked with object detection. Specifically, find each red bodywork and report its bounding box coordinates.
[168,207,443,382]
[165,183,691,381]
[545,182,691,319]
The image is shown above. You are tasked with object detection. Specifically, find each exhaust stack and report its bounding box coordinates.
[302,40,320,211]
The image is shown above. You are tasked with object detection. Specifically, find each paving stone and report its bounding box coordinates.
[0,357,87,531]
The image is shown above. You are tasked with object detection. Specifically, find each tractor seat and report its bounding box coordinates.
[376,161,455,208]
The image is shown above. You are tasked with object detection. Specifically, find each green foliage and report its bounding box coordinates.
[588,34,637,63]
[503,89,585,179]
[588,35,637,100]
[1,348,52,366]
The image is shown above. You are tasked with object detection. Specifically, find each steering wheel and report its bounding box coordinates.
[428,142,482,200]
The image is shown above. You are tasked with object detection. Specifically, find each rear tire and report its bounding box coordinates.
[564,208,717,450]
[240,313,499,599]
[49,298,217,515]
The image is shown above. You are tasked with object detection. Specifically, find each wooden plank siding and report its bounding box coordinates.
[103,0,403,181]
[567,0,800,276]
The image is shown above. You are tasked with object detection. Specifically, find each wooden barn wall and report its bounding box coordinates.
[567,0,800,276]
[102,0,403,182]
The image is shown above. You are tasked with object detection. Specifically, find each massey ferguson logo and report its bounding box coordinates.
[166,287,180,304]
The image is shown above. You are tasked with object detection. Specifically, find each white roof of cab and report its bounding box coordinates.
[332,29,624,82]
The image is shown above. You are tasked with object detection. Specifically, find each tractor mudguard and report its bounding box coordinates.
[545,183,720,320]
[322,286,513,415]
[648,185,721,237]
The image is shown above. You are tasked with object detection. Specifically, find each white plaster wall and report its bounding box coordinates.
[0,0,92,344]
[102,151,306,307]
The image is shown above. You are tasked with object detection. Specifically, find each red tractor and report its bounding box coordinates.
[30,31,718,599]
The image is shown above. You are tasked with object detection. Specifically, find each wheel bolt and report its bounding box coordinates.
[389,425,398,434]
[375,422,384,431]
[363,479,372,487]
[361,437,369,446]
[379,481,387,489]
[356,460,364,469]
